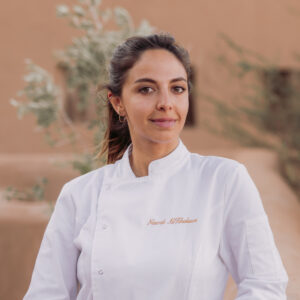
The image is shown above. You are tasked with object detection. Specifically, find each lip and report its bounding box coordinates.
[150,118,177,128]
[151,118,177,122]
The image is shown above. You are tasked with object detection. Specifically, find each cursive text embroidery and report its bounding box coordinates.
[147,218,166,225]
[147,217,198,225]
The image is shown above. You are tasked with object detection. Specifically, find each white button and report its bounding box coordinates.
[102,224,108,229]
[98,269,104,275]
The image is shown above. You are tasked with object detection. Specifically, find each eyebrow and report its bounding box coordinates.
[134,77,187,84]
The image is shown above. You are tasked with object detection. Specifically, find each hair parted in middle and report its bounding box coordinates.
[98,32,192,164]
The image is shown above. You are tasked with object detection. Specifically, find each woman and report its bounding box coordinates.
[23,33,288,299]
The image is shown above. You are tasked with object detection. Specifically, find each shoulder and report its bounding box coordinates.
[61,163,115,198]
[53,163,116,223]
[188,152,243,179]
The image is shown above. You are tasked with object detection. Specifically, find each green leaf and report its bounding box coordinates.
[73,5,85,17]
[56,5,70,17]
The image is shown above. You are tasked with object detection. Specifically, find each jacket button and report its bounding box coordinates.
[98,269,104,275]
[102,224,108,230]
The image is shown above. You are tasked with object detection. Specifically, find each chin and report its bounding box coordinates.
[146,133,180,144]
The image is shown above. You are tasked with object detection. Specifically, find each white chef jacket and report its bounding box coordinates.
[23,138,288,300]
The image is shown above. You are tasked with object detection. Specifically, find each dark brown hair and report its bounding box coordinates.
[98,33,192,164]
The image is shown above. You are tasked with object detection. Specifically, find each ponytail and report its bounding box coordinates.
[97,100,131,164]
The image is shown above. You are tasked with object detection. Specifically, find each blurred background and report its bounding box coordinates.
[0,0,300,299]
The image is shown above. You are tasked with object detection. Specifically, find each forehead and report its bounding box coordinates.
[125,49,187,84]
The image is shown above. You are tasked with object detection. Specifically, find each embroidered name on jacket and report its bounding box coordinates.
[147,217,198,225]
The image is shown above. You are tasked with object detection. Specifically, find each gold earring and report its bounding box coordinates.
[118,109,126,123]
[118,114,126,123]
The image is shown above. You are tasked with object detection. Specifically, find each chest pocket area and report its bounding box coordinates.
[127,221,195,286]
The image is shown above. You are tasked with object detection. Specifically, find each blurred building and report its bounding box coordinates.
[1,0,300,153]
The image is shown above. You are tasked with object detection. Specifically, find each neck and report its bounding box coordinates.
[129,137,180,177]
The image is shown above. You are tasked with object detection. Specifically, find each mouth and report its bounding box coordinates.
[149,118,177,128]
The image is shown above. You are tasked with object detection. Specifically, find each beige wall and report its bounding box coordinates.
[1,0,300,153]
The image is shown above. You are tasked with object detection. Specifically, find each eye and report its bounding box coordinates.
[138,86,154,94]
[172,86,186,94]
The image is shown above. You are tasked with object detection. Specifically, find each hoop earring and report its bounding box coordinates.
[118,114,126,123]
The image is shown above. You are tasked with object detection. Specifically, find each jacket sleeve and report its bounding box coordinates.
[23,183,79,300]
[219,163,288,299]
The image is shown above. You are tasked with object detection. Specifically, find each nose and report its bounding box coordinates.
[156,89,173,111]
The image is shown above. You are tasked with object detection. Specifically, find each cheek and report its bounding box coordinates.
[126,99,153,123]
[177,97,189,117]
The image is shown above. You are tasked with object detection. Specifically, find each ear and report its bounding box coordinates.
[108,92,125,116]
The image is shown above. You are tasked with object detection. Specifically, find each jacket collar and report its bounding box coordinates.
[117,138,190,179]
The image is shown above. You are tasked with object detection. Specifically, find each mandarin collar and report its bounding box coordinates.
[116,138,190,179]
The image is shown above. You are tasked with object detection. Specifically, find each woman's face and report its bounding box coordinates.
[111,49,189,146]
